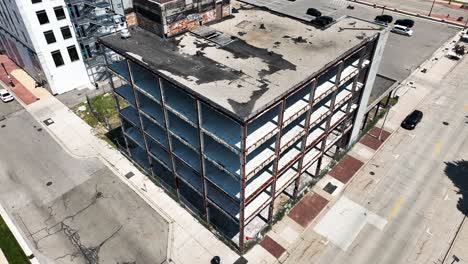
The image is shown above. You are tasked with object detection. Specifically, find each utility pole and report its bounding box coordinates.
[1,62,15,87]
[428,0,436,16]
[378,105,390,141]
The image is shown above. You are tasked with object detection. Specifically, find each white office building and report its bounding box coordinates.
[0,0,90,94]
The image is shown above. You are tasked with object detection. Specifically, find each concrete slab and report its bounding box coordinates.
[313,196,387,251]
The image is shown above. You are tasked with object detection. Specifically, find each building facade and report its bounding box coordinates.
[65,0,130,84]
[99,0,388,252]
[0,0,90,94]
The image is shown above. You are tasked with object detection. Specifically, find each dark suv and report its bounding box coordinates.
[401,110,423,130]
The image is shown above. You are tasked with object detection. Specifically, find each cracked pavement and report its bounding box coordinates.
[0,110,169,264]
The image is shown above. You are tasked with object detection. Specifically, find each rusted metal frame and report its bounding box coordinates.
[245,176,274,204]
[315,62,344,174]
[103,47,244,123]
[244,100,282,156]
[204,175,241,204]
[267,100,286,221]
[275,170,300,198]
[293,79,317,197]
[159,77,181,199]
[245,195,273,224]
[361,112,369,130]
[205,198,240,225]
[105,55,131,157]
[126,60,155,174]
[337,47,366,150]
[196,100,242,154]
[241,38,369,125]
[239,124,247,252]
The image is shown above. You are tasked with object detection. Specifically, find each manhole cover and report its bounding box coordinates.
[443,121,449,125]
[370,171,375,175]
[43,118,54,126]
[323,182,337,194]
[46,181,52,186]
[125,172,135,179]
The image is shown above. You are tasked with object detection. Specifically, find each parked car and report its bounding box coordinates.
[311,16,334,27]
[391,25,413,36]
[306,8,321,17]
[0,88,13,102]
[395,19,415,28]
[374,15,393,26]
[401,110,423,130]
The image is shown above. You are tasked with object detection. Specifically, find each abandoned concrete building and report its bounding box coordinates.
[98,0,388,251]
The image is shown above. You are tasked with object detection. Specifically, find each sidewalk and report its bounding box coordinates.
[0,55,38,105]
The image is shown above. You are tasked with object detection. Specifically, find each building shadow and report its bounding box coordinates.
[444,160,468,215]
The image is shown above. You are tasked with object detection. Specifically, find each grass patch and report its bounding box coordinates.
[72,93,127,144]
[0,215,30,264]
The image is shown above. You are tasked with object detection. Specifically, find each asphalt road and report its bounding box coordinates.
[0,99,22,119]
[364,0,468,22]
[0,109,169,264]
[284,51,468,263]
[342,4,460,81]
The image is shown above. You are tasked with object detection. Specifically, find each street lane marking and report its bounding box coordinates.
[432,140,443,156]
[387,197,404,220]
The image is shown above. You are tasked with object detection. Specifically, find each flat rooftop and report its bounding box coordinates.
[100,1,382,121]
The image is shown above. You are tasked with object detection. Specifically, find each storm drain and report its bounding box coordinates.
[125,172,135,179]
[323,182,337,194]
[43,118,54,126]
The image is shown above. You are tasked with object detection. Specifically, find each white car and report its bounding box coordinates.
[0,89,14,102]
[391,25,413,36]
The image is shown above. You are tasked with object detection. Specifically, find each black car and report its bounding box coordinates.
[401,110,423,130]
[306,8,321,17]
[395,19,415,28]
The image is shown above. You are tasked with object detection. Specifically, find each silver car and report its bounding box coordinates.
[0,88,14,102]
[391,25,413,36]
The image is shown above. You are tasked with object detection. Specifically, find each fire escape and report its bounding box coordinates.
[66,0,127,83]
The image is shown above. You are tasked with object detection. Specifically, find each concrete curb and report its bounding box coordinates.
[349,0,467,28]
[0,204,40,264]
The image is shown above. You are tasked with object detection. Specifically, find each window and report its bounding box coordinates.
[51,50,64,67]
[43,30,56,44]
[32,0,41,3]
[54,6,66,20]
[67,45,79,62]
[60,26,72,39]
[36,10,49,25]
